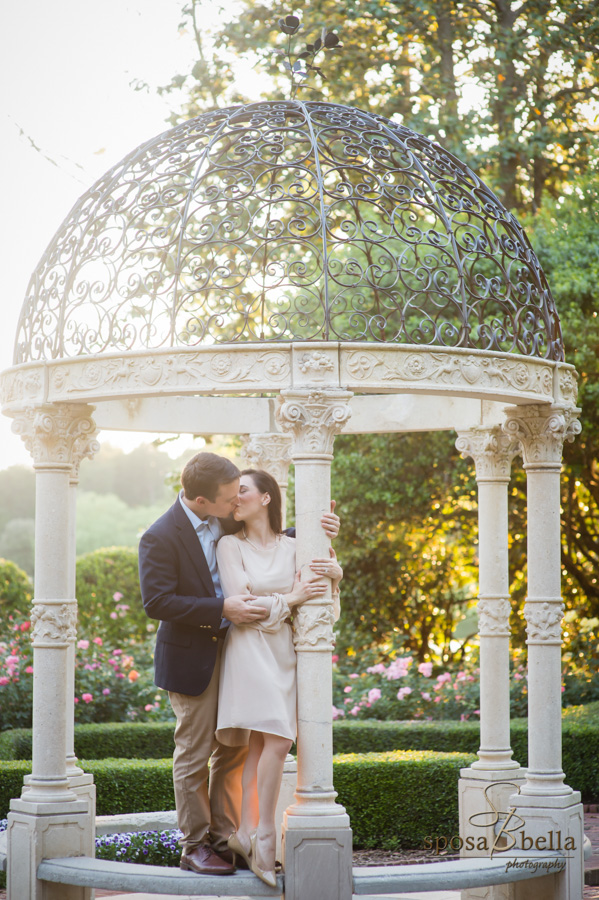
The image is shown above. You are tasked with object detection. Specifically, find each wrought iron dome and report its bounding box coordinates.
[15,100,564,364]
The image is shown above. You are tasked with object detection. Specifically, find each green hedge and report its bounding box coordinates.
[0,722,175,762]
[0,751,473,848]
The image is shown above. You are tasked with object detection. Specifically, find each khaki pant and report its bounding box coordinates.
[168,643,248,853]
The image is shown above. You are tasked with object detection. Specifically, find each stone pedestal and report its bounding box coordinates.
[7,404,98,900]
[277,378,353,900]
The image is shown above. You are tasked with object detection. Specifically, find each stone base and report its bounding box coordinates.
[459,768,527,860]
[282,815,353,900]
[7,799,91,900]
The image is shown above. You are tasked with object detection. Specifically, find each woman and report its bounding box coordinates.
[215,468,342,887]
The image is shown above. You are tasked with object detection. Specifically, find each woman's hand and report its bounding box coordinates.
[309,547,343,586]
[286,571,327,608]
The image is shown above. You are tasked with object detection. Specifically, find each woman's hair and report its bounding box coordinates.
[241,468,283,534]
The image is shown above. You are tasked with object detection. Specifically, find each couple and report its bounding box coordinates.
[138,451,342,887]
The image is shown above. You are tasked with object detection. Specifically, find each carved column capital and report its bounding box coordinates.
[293,602,336,652]
[503,405,581,469]
[276,390,352,459]
[11,403,99,470]
[240,433,293,485]
[456,426,520,481]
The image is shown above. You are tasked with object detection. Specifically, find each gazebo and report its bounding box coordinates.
[0,100,584,900]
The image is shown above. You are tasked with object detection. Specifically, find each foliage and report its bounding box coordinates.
[0,615,170,731]
[0,558,32,620]
[0,467,35,534]
[95,829,182,867]
[328,431,478,661]
[163,0,598,213]
[75,492,167,556]
[77,442,183,509]
[334,750,475,849]
[0,721,175,761]
[0,519,35,576]
[75,547,154,644]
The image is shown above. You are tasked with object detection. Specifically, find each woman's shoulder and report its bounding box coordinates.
[279,533,296,549]
[216,532,245,551]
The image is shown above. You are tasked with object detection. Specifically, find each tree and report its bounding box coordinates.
[162,0,598,213]
[0,518,35,576]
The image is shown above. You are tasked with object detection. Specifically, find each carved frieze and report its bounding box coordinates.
[477,597,511,637]
[503,405,581,468]
[0,367,44,407]
[48,349,292,399]
[456,427,520,480]
[293,603,336,651]
[11,403,98,468]
[240,433,293,485]
[30,601,77,646]
[276,390,353,458]
[342,348,554,400]
[524,600,564,645]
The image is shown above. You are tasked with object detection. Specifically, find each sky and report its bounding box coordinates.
[0,0,250,470]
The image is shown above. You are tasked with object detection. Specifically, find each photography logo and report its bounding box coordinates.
[424,783,572,874]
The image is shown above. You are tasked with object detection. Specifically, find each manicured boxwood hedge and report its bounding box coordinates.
[0,722,175,762]
[0,750,474,849]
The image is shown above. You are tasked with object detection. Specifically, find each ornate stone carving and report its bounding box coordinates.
[240,433,293,485]
[49,349,292,399]
[11,403,98,468]
[0,367,44,406]
[477,597,511,637]
[342,348,554,399]
[557,367,578,406]
[30,601,77,646]
[298,351,335,376]
[276,390,352,458]
[524,601,564,644]
[293,603,336,651]
[456,427,520,480]
[503,405,581,468]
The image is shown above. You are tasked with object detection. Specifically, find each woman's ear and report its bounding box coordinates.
[262,493,271,507]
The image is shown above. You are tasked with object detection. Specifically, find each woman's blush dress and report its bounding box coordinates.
[215,532,297,746]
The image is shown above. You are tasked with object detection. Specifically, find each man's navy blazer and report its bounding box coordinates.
[138,499,235,696]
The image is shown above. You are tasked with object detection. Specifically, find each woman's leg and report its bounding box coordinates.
[254,733,293,872]
[236,731,263,853]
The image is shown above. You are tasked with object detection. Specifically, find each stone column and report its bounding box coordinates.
[7,403,98,900]
[503,404,583,900]
[276,387,353,900]
[455,428,525,893]
[239,432,293,527]
[65,426,100,858]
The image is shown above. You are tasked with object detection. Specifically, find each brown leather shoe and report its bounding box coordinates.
[180,844,235,875]
[218,845,249,870]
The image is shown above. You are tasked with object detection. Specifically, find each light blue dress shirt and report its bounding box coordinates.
[178,491,224,600]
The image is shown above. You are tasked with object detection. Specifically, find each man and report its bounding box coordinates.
[138,451,339,876]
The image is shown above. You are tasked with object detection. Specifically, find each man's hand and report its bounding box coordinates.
[321,499,340,539]
[222,593,267,625]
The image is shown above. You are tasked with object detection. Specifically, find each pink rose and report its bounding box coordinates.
[343,686,352,693]
[25,666,33,674]
[0,676,10,685]
[93,638,103,646]
[368,688,382,703]
[332,655,339,663]
[102,688,111,696]
[113,592,124,601]
[418,662,433,677]
[82,693,93,703]
[77,640,89,650]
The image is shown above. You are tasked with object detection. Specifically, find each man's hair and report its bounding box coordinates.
[181,452,240,502]
[241,469,283,535]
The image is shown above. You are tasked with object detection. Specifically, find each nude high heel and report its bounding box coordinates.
[227,832,252,869]
[250,832,277,888]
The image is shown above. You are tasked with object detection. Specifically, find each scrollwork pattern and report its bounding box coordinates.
[14,101,563,363]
